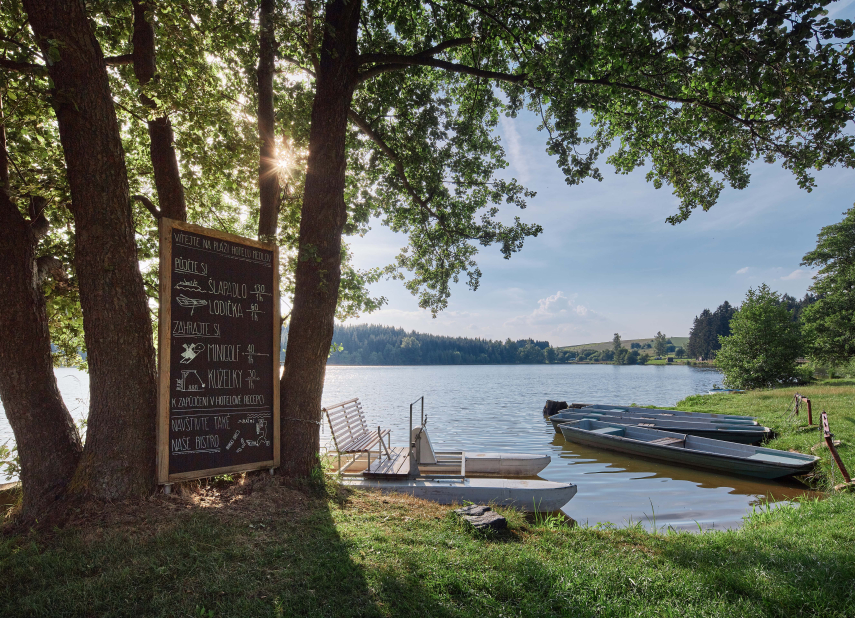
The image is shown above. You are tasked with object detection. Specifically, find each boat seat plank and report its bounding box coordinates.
[590,427,624,435]
[746,452,801,464]
[648,437,685,447]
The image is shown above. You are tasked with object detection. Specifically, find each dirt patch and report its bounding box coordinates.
[1,473,313,541]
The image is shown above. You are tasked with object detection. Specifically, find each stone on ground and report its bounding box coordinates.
[454,504,507,530]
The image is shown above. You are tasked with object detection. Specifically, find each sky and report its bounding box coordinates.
[340,2,855,348]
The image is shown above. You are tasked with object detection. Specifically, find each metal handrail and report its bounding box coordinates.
[408,396,425,476]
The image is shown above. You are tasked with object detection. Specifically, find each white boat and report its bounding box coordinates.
[341,477,577,512]
[325,395,568,511]
[464,452,551,476]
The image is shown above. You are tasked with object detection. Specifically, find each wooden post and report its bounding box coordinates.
[822,411,851,484]
[806,398,813,426]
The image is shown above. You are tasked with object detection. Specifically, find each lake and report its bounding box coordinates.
[1,364,816,530]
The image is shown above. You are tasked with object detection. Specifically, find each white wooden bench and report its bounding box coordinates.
[323,397,392,474]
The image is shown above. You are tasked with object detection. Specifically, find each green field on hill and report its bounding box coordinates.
[559,336,689,353]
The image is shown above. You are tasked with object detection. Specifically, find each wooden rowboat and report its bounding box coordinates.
[571,403,758,424]
[549,410,771,444]
[558,419,817,479]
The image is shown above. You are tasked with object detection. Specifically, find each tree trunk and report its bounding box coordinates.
[257,0,280,240]
[132,0,186,221]
[0,113,83,519]
[24,0,159,499]
[279,0,361,477]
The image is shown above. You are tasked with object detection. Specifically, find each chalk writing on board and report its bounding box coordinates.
[162,222,277,478]
[208,279,247,298]
[252,284,272,301]
[245,370,259,389]
[173,321,220,338]
[207,343,241,362]
[242,344,270,364]
[208,299,244,318]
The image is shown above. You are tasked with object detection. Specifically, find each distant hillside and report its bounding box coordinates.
[559,336,689,353]
[283,323,557,365]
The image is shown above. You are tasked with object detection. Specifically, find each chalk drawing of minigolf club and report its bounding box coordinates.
[180,343,205,364]
[176,294,207,315]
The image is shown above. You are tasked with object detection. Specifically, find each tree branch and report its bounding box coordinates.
[132,194,161,219]
[358,55,525,84]
[359,37,475,64]
[104,54,134,66]
[572,77,759,130]
[348,108,485,243]
[347,108,431,210]
[277,55,316,77]
[0,57,45,73]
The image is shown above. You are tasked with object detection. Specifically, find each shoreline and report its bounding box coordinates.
[3,383,853,616]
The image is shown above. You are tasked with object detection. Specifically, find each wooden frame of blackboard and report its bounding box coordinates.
[157,218,281,484]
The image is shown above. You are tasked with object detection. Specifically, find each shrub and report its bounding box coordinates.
[717,284,804,388]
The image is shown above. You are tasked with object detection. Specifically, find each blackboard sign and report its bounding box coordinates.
[157,219,280,483]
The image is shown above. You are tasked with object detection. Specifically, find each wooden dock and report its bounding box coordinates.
[363,447,413,479]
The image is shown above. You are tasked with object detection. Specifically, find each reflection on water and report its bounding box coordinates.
[2,364,819,530]
[321,364,818,531]
[549,432,819,530]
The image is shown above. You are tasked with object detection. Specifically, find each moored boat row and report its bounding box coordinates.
[549,409,771,444]
[558,418,817,480]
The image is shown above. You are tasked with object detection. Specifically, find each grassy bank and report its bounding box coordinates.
[2,479,854,617]
[2,383,854,617]
[676,380,855,490]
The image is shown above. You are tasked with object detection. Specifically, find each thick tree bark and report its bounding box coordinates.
[257,0,280,240]
[23,0,159,499]
[279,0,361,477]
[0,115,82,519]
[132,0,186,221]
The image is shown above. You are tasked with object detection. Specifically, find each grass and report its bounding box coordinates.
[2,479,854,617]
[676,380,855,490]
[558,337,690,353]
[2,381,854,617]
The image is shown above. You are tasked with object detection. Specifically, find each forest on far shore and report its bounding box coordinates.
[290,324,560,365]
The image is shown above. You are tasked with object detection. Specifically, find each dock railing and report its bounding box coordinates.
[409,396,424,476]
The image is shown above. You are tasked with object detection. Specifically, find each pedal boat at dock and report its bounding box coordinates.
[341,476,577,512]
[324,396,569,512]
[329,430,567,512]
[557,403,758,424]
[559,419,818,480]
[549,410,771,444]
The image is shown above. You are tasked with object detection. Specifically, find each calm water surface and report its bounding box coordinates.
[2,365,816,530]
[321,364,816,531]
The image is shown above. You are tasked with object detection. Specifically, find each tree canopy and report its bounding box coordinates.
[2,0,855,510]
[717,284,804,388]
[801,206,855,364]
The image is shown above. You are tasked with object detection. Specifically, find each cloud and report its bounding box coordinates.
[780,269,812,281]
[504,291,603,328]
[500,116,531,183]
[736,267,749,275]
